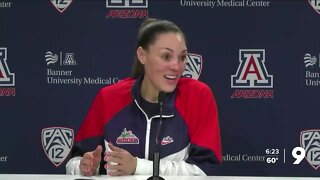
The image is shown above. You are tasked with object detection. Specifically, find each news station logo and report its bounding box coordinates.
[41,127,74,167]
[50,0,73,13]
[304,53,320,87]
[182,53,202,80]
[231,49,273,98]
[300,130,320,170]
[308,0,320,15]
[0,47,15,96]
[106,0,148,18]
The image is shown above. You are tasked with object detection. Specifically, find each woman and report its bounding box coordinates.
[66,18,222,176]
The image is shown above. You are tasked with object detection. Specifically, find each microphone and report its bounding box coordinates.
[147,91,166,180]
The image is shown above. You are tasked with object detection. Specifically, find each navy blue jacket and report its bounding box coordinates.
[71,77,221,175]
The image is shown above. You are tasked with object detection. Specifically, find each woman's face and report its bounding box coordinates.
[137,32,187,101]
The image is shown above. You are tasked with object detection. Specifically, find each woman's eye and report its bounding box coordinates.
[162,54,170,61]
[178,55,187,62]
[181,55,187,62]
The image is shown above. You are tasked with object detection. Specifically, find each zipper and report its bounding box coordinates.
[134,99,173,159]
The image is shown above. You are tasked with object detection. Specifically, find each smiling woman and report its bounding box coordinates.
[66,18,222,177]
[134,19,188,102]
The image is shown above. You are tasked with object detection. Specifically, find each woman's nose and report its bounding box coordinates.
[170,58,185,71]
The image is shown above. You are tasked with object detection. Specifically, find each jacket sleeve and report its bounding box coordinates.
[134,145,206,175]
[66,84,133,175]
[135,157,206,176]
[66,90,107,175]
[176,81,222,175]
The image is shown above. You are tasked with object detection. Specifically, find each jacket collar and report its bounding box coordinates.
[131,76,176,116]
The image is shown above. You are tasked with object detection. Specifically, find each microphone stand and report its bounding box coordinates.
[147,92,166,180]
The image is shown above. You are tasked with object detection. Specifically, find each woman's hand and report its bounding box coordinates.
[104,143,137,176]
[79,145,102,176]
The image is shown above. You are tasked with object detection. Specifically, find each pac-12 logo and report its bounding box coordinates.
[50,0,73,13]
[231,49,273,88]
[300,130,320,170]
[182,53,202,80]
[308,0,320,15]
[41,127,74,167]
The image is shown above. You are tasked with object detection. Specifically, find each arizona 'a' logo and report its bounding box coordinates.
[300,130,320,170]
[308,0,320,15]
[0,47,15,86]
[50,0,73,13]
[106,0,148,8]
[231,49,273,88]
[41,127,74,167]
[182,53,202,80]
[116,128,139,144]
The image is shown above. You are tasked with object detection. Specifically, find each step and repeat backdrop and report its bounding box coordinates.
[1,0,320,177]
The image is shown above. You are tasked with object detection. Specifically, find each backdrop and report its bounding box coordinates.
[0,0,320,177]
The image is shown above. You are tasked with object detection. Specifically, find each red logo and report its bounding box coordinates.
[116,128,139,144]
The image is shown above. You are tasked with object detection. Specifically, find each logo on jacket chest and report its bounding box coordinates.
[161,136,174,146]
[116,128,139,144]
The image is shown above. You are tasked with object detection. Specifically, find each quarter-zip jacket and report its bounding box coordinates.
[66,77,221,175]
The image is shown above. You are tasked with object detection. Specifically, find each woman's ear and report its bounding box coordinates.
[137,47,146,64]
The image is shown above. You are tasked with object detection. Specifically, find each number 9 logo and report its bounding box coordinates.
[292,147,306,164]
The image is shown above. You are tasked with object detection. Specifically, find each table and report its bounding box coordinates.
[0,175,318,180]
